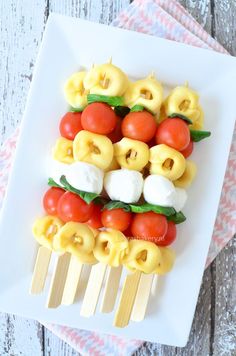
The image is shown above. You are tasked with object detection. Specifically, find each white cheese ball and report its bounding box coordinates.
[66,161,104,194]
[143,174,176,207]
[49,160,69,185]
[173,188,187,212]
[104,169,143,203]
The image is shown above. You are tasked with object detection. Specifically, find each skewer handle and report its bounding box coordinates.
[61,255,83,305]
[113,270,141,328]
[30,246,52,294]
[80,263,107,317]
[100,266,122,313]
[46,253,71,308]
[131,273,154,322]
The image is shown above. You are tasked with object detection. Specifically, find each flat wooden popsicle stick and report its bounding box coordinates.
[100,265,123,313]
[131,273,154,322]
[61,255,84,306]
[113,271,141,328]
[46,252,71,308]
[30,246,52,295]
[80,263,107,317]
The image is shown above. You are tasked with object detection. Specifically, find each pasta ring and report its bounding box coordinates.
[149,144,186,181]
[174,160,197,188]
[53,137,74,164]
[154,247,175,275]
[64,71,88,109]
[32,216,63,250]
[124,75,163,114]
[123,239,162,274]
[93,229,129,267]
[83,63,128,96]
[53,222,96,260]
[73,130,113,170]
[114,137,149,171]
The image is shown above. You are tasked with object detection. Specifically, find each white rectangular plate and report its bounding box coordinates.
[0,14,235,347]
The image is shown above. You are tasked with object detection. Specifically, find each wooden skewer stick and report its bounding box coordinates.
[30,246,52,294]
[80,263,107,317]
[131,273,154,322]
[113,270,141,328]
[100,265,123,313]
[46,252,71,308]
[61,255,84,306]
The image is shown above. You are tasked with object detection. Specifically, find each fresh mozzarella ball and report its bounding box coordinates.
[143,175,176,207]
[173,188,187,212]
[66,161,104,194]
[49,160,69,185]
[104,169,143,203]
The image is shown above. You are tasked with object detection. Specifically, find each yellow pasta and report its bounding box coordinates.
[93,229,129,267]
[104,155,120,172]
[124,75,163,114]
[64,71,88,109]
[174,160,197,188]
[154,247,176,275]
[149,144,186,181]
[162,85,204,129]
[53,222,97,264]
[123,239,162,274]
[83,63,129,96]
[114,137,149,171]
[53,137,74,164]
[73,130,113,170]
[32,216,64,250]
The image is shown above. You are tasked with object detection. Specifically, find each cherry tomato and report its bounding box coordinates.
[57,191,94,223]
[81,103,117,134]
[180,140,194,158]
[107,117,123,143]
[101,208,132,232]
[155,118,190,151]
[59,112,83,140]
[147,137,157,148]
[156,221,177,246]
[86,204,103,229]
[131,212,168,243]
[121,111,157,142]
[43,187,65,215]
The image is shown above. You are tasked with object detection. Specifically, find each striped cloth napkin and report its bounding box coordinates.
[0,1,235,355]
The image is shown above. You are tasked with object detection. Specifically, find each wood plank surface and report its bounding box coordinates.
[0,1,235,355]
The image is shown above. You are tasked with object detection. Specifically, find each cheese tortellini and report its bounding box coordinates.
[114,137,149,171]
[64,71,88,109]
[93,229,129,267]
[123,239,162,274]
[154,247,176,275]
[174,160,197,188]
[32,216,64,250]
[161,85,204,129]
[53,137,74,164]
[53,222,97,264]
[124,75,163,114]
[84,63,129,96]
[73,130,113,170]
[149,144,186,181]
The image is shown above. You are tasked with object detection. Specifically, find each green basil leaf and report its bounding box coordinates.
[168,211,186,224]
[168,113,193,124]
[190,129,211,142]
[69,106,84,112]
[87,94,124,107]
[103,200,131,212]
[114,106,130,118]
[129,203,175,216]
[60,176,99,204]
[48,177,63,188]
[130,105,145,112]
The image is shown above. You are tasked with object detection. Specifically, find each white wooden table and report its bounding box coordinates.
[0,1,235,355]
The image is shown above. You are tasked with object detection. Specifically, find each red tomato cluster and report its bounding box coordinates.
[52,104,195,247]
